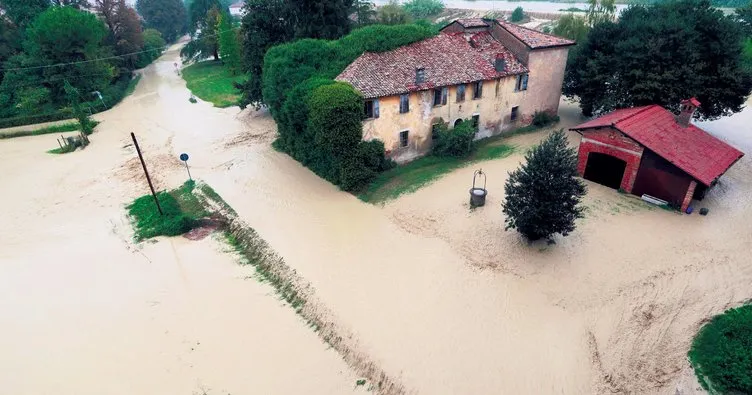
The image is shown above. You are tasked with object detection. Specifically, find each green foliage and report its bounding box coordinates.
[182,60,245,107]
[531,111,560,127]
[564,0,752,120]
[217,14,242,74]
[503,130,586,241]
[182,5,221,61]
[553,13,589,42]
[0,121,100,139]
[378,1,413,25]
[744,38,752,72]
[188,0,225,33]
[126,180,207,241]
[260,24,436,190]
[586,0,616,26]
[351,0,377,26]
[737,4,752,37]
[689,304,752,394]
[136,0,188,42]
[136,29,167,68]
[510,7,525,22]
[0,0,49,29]
[236,0,294,108]
[403,0,445,19]
[290,0,353,40]
[432,121,476,158]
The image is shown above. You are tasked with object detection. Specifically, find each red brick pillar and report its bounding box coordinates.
[681,181,697,213]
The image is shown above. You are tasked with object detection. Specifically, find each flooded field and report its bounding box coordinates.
[1,43,750,394]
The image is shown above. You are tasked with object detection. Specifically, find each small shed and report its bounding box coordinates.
[571,99,744,212]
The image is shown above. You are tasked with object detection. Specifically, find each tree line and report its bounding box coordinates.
[0,0,179,127]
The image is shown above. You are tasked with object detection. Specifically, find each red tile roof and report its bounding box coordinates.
[336,32,527,99]
[494,20,576,49]
[572,105,744,186]
[457,18,490,28]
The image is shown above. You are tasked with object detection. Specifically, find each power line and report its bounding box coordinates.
[0,28,237,72]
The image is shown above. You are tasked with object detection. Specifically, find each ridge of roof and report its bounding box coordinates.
[493,19,576,49]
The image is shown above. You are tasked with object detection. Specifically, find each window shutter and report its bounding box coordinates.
[374,99,380,118]
[478,81,483,97]
[522,74,528,91]
[442,87,448,105]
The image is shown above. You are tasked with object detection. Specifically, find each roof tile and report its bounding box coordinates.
[336,32,527,99]
[572,105,744,186]
[494,20,576,49]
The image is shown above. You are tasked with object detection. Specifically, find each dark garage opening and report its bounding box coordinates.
[583,152,627,189]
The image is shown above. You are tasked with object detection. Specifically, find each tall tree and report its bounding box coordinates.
[0,17,21,70]
[350,0,376,27]
[181,5,221,61]
[553,13,589,43]
[136,0,187,42]
[564,0,752,120]
[290,0,353,39]
[94,0,144,68]
[237,0,294,108]
[502,130,586,241]
[217,13,241,73]
[377,1,412,25]
[188,0,226,33]
[586,0,615,26]
[0,7,112,116]
[737,4,752,37]
[0,0,49,28]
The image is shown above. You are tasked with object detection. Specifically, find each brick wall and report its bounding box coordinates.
[578,128,644,192]
[681,181,697,213]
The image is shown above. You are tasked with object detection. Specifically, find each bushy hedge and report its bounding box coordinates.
[403,0,445,19]
[689,304,752,394]
[263,24,436,191]
[432,120,476,158]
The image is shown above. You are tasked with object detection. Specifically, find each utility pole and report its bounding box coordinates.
[130,132,163,215]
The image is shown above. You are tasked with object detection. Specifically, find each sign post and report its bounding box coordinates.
[131,132,163,215]
[180,153,192,181]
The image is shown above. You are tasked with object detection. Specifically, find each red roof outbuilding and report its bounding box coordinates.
[571,105,744,186]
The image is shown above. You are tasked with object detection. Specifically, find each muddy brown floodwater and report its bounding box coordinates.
[1,43,751,395]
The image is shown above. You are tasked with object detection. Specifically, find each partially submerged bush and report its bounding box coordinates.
[689,304,752,394]
[126,181,205,241]
[511,7,525,22]
[432,120,476,158]
[532,110,560,127]
[403,0,445,19]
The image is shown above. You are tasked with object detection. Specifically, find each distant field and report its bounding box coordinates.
[182,61,245,108]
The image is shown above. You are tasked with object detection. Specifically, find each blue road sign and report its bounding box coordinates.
[179,153,189,161]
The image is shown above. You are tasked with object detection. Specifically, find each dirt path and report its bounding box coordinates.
[0,44,361,395]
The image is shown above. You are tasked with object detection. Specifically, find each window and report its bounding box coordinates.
[472,114,480,131]
[399,93,409,114]
[510,106,519,121]
[416,68,426,84]
[433,87,447,107]
[399,130,409,147]
[431,124,441,140]
[473,81,483,99]
[456,84,466,102]
[515,74,528,92]
[364,99,379,118]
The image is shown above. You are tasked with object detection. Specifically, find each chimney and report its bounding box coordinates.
[415,68,426,84]
[677,97,700,127]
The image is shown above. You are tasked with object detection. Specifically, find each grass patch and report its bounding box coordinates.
[182,61,245,108]
[689,304,752,394]
[47,145,77,154]
[358,140,515,203]
[0,121,89,139]
[126,180,209,241]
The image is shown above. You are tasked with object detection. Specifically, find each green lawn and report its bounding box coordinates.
[0,120,100,140]
[182,61,245,108]
[126,180,209,241]
[357,139,516,204]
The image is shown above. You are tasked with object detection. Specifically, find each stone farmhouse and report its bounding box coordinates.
[571,99,744,213]
[336,18,574,162]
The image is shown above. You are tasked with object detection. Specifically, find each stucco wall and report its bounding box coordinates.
[521,47,569,117]
[362,77,529,163]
